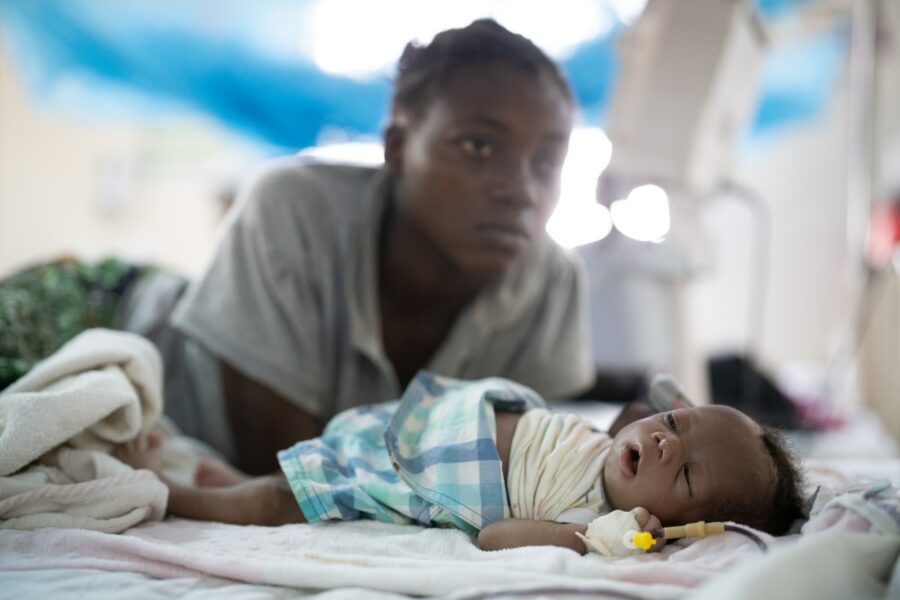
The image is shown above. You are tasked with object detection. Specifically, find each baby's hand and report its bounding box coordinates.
[113,428,163,473]
[630,507,664,552]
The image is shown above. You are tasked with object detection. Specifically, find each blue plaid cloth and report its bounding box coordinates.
[277,371,546,535]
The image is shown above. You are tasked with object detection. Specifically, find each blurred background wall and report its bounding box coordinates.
[0,37,231,276]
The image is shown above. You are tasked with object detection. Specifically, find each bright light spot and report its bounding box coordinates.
[546,127,614,248]
[493,1,611,57]
[610,184,670,242]
[608,0,649,25]
[310,0,610,77]
[311,1,482,77]
[547,202,613,248]
[299,140,385,166]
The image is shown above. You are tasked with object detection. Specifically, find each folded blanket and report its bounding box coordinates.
[0,328,167,531]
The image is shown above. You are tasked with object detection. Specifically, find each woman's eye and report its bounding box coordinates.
[460,138,493,158]
[666,413,678,431]
[534,153,564,177]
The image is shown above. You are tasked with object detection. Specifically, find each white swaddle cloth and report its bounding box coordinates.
[506,408,612,522]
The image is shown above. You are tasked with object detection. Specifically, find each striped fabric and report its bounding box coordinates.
[278,371,545,535]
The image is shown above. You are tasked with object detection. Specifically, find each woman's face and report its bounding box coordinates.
[388,62,574,275]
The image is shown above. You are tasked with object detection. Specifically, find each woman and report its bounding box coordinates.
[170,20,596,474]
[0,20,595,475]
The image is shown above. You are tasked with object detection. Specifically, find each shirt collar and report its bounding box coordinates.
[347,167,554,377]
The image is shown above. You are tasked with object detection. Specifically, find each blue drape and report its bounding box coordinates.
[0,0,841,150]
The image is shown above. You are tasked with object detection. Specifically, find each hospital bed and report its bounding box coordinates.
[1,349,898,600]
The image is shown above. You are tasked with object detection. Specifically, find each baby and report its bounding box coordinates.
[116,372,804,555]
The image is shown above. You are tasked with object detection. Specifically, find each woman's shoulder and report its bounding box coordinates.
[229,158,386,256]
[242,157,380,214]
[536,237,586,279]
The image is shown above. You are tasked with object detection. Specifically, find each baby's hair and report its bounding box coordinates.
[708,426,805,535]
[391,19,574,122]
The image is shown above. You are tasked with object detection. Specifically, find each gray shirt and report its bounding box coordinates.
[172,158,593,420]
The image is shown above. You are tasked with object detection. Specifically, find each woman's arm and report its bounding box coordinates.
[222,362,323,475]
[606,382,694,436]
[478,519,588,553]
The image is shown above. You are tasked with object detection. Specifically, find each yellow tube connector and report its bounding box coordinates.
[662,521,726,540]
[631,531,656,550]
[629,521,727,552]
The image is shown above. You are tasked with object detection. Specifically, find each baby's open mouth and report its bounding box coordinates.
[618,444,641,478]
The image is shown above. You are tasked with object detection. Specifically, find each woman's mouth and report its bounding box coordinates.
[475,223,531,252]
[618,444,641,479]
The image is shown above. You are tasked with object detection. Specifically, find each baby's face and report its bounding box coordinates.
[602,405,772,525]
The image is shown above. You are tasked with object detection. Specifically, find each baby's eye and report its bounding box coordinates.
[683,464,693,496]
[459,137,493,159]
[665,413,678,431]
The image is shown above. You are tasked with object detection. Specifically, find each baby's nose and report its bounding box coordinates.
[652,431,680,464]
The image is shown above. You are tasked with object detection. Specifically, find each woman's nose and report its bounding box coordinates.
[488,161,540,208]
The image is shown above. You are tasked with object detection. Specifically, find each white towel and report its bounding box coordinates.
[0,328,168,531]
[506,408,612,521]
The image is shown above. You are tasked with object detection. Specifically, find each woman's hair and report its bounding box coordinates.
[391,19,573,122]
[709,426,806,535]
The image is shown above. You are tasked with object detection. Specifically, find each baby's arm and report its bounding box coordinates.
[478,519,588,553]
[479,508,665,555]
[114,432,304,526]
[164,474,305,526]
